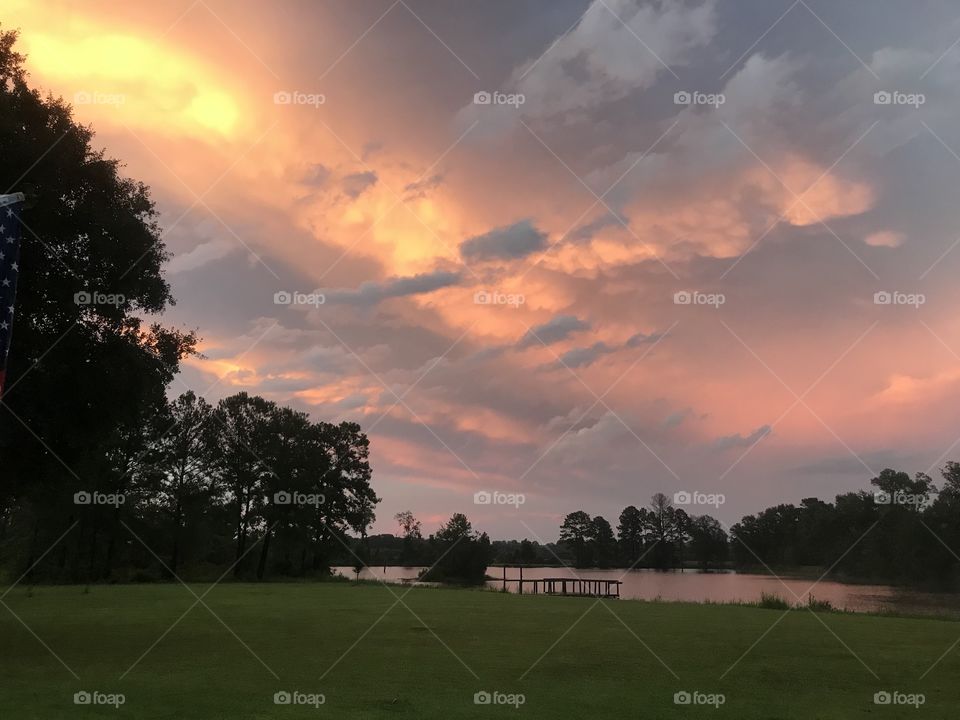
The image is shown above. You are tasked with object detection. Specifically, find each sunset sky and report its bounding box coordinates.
[8,0,960,539]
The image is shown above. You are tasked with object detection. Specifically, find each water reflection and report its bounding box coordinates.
[333,565,960,618]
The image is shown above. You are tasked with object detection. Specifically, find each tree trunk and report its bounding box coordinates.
[234,490,247,577]
[256,526,272,580]
[170,498,183,577]
[88,522,99,582]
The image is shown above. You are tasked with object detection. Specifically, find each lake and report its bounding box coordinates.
[333,565,960,618]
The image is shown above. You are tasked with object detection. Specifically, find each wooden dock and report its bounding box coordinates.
[492,567,622,598]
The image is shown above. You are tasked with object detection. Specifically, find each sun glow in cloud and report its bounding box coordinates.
[18,24,241,137]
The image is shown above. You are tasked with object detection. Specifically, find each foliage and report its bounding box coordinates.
[420,513,492,585]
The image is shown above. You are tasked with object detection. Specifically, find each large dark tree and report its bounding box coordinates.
[0,29,196,581]
[421,513,492,585]
[687,515,728,570]
[617,505,645,566]
[642,493,689,569]
[588,515,616,568]
[559,510,593,568]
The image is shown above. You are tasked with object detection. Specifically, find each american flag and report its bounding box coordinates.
[0,193,25,397]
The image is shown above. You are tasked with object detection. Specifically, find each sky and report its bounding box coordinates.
[7,0,960,541]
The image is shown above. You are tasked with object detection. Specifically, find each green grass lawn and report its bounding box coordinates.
[1,581,957,718]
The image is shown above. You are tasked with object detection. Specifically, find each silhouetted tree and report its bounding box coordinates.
[687,515,728,569]
[421,513,492,584]
[0,28,197,582]
[617,505,645,566]
[559,511,593,568]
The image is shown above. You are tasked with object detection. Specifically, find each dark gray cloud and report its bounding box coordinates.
[517,314,589,349]
[662,408,691,429]
[570,210,629,242]
[404,173,444,199]
[557,342,614,369]
[714,425,772,451]
[625,331,669,347]
[460,220,548,262]
[341,170,378,198]
[302,163,330,187]
[321,270,460,306]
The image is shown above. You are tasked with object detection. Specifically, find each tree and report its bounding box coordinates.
[395,510,423,565]
[256,405,315,580]
[518,539,538,565]
[871,468,935,512]
[0,28,197,581]
[730,504,800,567]
[687,515,728,569]
[395,511,422,539]
[642,493,689,569]
[617,505,645,567]
[421,513,492,584]
[213,393,277,577]
[559,511,593,568]
[145,391,217,576]
[589,515,616,568]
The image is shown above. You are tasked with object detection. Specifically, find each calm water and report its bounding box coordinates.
[333,565,960,618]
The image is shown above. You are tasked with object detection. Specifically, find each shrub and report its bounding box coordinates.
[758,592,791,610]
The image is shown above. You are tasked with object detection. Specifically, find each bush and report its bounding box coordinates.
[805,594,833,612]
[758,592,791,610]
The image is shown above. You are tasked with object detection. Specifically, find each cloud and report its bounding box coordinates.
[517,315,589,349]
[662,408,691,429]
[625,331,668,347]
[714,425,772,451]
[321,270,460,306]
[404,173,444,199]
[460,220,548,262]
[558,342,614,369]
[167,238,236,274]
[539,327,669,368]
[864,231,904,248]
[341,171,378,198]
[513,0,716,119]
[302,163,331,187]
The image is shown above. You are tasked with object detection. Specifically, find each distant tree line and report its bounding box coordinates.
[549,465,960,589]
[558,493,728,571]
[730,465,960,588]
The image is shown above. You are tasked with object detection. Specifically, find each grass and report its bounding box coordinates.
[1,582,958,718]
